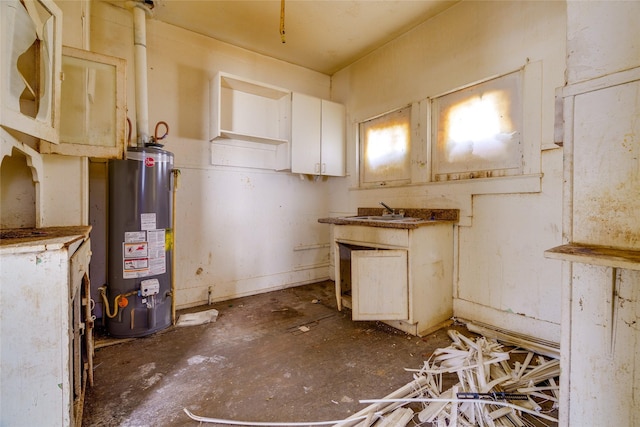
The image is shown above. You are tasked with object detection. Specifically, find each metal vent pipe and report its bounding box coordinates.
[128,1,153,146]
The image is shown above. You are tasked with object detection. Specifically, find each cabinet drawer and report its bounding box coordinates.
[334,225,409,247]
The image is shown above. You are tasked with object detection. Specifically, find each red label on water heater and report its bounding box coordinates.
[145,157,155,167]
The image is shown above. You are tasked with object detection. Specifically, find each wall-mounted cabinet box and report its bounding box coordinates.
[210,72,291,145]
[291,92,345,176]
[40,46,127,159]
[0,0,62,144]
[210,72,291,170]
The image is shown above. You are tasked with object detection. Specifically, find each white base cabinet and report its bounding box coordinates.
[0,227,91,427]
[333,223,453,336]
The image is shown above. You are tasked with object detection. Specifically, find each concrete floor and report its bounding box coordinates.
[81,280,468,427]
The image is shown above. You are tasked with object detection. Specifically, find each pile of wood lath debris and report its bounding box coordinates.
[185,327,560,426]
[339,328,560,427]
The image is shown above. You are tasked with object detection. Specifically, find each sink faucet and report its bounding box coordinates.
[380,202,395,215]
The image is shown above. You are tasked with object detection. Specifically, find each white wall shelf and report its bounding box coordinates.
[218,130,288,146]
[210,72,291,170]
[210,72,291,145]
[545,244,640,271]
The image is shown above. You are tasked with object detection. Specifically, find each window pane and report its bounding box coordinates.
[60,55,118,147]
[361,107,411,185]
[433,71,523,179]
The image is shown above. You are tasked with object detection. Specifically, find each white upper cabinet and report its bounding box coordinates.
[291,92,345,176]
[209,73,345,174]
[209,72,292,171]
[40,46,127,159]
[210,72,291,145]
[0,0,62,144]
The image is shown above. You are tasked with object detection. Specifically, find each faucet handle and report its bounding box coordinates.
[380,201,395,214]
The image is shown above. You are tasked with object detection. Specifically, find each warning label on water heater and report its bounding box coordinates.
[124,241,148,258]
[122,226,167,279]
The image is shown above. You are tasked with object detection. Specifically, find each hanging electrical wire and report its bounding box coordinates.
[279,0,286,43]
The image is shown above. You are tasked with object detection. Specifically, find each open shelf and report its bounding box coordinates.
[218,130,288,146]
[209,72,291,170]
[544,243,640,271]
[210,72,291,145]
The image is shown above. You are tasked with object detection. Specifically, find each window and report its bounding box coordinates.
[360,106,411,186]
[357,65,537,189]
[432,71,523,180]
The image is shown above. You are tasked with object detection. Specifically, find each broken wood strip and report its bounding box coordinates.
[409,354,511,375]
[373,407,413,427]
[513,397,542,413]
[516,352,534,380]
[487,406,514,420]
[519,359,560,382]
[338,375,430,427]
[450,385,459,426]
[516,385,560,393]
[418,388,454,422]
[453,330,483,352]
[352,412,376,427]
[447,329,464,346]
[549,377,560,407]
[482,374,512,393]
[465,322,560,359]
[526,391,559,403]
[358,398,558,423]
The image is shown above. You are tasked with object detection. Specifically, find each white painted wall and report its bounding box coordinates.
[90,1,335,308]
[566,0,640,85]
[331,1,566,342]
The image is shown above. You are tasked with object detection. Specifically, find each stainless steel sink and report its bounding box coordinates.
[348,215,423,222]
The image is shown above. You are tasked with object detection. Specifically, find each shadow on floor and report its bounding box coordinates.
[82,280,467,427]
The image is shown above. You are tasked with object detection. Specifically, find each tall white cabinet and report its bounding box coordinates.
[291,92,346,177]
[545,66,640,427]
[0,227,92,427]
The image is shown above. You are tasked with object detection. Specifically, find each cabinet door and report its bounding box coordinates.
[291,92,321,174]
[39,46,126,158]
[0,0,62,144]
[320,100,345,176]
[352,249,408,320]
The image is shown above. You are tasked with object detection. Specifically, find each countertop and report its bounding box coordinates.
[0,226,92,252]
[318,208,459,229]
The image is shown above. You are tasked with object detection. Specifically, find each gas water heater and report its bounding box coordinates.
[106,146,173,337]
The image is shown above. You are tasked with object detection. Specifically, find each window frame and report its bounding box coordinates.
[355,61,543,189]
[358,104,413,188]
[431,69,524,182]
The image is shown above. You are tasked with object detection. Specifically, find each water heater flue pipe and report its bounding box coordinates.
[128,1,153,146]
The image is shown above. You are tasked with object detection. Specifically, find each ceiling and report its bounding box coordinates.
[136,0,459,75]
